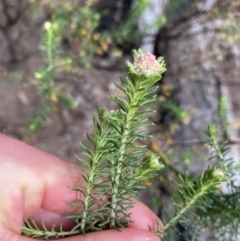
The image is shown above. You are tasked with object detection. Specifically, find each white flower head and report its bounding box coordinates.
[133,52,162,77]
[44,21,52,30]
[125,49,166,79]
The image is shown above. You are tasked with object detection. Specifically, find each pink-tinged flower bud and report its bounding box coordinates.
[125,49,166,80]
[133,52,162,77]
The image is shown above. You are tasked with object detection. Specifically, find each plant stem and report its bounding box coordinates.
[46,27,53,70]
[76,115,111,233]
[80,164,97,232]
[22,226,81,239]
[110,119,131,227]
[79,144,105,232]
[158,182,214,237]
[110,83,139,227]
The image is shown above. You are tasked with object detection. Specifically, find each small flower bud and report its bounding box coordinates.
[211,167,227,182]
[148,152,163,170]
[44,21,52,30]
[34,71,44,79]
[205,166,228,183]
[125,49,166,79]
[134,152,164,181]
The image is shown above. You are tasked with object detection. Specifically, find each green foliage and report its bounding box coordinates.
[62,0,150,63]
[108,0,150,44]
[27,0,177,131]
[29,0,154,67]
[156,124,240,241]
[158,166,227,238]
[22,218,81,239]
[69,50,166,232]
[56,5,102,68]
[22,50,166,239]
[29,20,76,132]
[18,2,240,239]
[23,47,240,241]
[218,96,230,139]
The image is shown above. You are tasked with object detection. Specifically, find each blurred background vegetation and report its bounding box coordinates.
[1,0,240,240]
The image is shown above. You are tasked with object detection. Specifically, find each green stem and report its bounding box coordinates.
[77,119,110,232]
[22,226,81,239]
[158,182,214,237]
[79,150,104,233]
[110,84,139,227]
[110,119,131,227]
[46,28,53,70]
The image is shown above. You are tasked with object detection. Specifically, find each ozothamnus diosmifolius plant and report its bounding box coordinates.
[22,50,240,241]
[29,20,76,132]
[157,125,238,241]
[22,49,166,239]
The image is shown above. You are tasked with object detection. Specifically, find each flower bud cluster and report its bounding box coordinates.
[210,166,227,182]
[133,52,162,77]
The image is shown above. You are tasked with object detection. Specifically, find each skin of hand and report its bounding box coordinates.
[0,134,162,241]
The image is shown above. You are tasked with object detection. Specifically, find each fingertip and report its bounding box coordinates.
[119,228,161,241]
[129,198,163,232]
[62,228,161,241]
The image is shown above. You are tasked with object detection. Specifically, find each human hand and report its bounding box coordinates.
[0,134,161,241]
